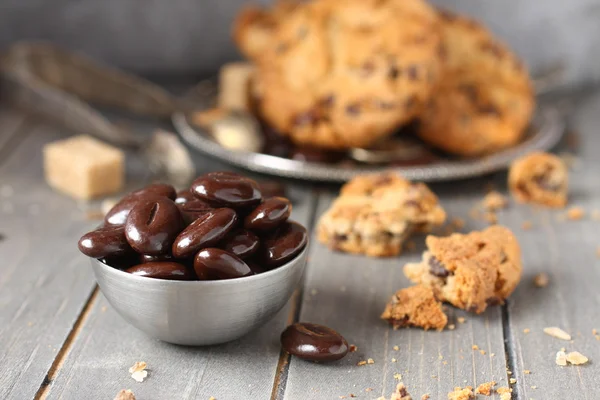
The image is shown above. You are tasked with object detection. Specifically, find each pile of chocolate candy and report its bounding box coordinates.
[78,172,307,281]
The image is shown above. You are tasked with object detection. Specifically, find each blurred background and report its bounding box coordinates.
[1,0,599,86]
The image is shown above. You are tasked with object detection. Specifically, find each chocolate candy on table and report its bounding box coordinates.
[260,221,308,268]
[131,183,177,200]
[244,197,292,232]
[220,229,260,259]
[280,322,349,362]
[257,181,287,199]
[78,226,131,259]
[126,262,195,281]
[191,171,262,208]
[125,197,184,255]
[174,189,196,205]
[194,248,253,280]
[172,208,238,258]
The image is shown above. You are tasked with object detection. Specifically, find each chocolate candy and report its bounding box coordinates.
[257,181,287,199]
[260,221,308,267]
[104,193,164,227]
[220,229,260,259]
[172,208,238,258]
[78,226,131,258]
[245,197,292,231]
[125,197,184,255]
[191,171,262,208]
[131,183,176,200]
[194,248,252,280]
[174,189,196,205]
[178,199,214,225]
[139,253,174,263]
[126,262,195,280]
[280,323,349,362]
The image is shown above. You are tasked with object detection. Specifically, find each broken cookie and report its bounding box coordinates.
[317,173,446,257]
[381,285,448,331]
[404,226,522,314]
[508,152,568,208]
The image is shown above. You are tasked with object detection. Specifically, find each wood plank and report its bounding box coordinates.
[282,188,510,400]
[501,91,600,399]
[44,182,317,400]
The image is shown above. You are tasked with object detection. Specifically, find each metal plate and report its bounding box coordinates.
[173,106,565,183]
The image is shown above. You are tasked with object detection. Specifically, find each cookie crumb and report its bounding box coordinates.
[475,381,496,395]
[523,328,530,333]
[479,349,486,355]
[509,378,517,384]
[457,317,466,324]
[421,395,430,400]
[531,386,537,389]
[447,386,474,400]
[521,221,532,230]
[367,358,375,364]
[209,397,216,400]
[533,273,549,287]
[544,327,572,341]
[394,373,403,380]
[349,344,358,352]
[114,389,136,400]
[366,388,373,392]
[566,351,589,365]
[482,191,508,211]
[447,324,456,330]
[357,360,367,366]
[555,350,568,366]
[496,387,512,399]
[566,206,585,220]
[490,353,495,357]
[472,345,479,350]
[524,370,531,374]
[392,358,397,363]
[390,382,412,400]
[393,345,400,351]
[129,361,148,382]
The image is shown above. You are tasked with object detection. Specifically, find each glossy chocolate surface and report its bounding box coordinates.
[260,221,308,267]
[280,322,349,362]
[126,262,195,280]
[191,171,262,208]
[78,226,131,258]
[172,208,238,258]
[220,229,260,259]
[194,248,253,280]
[125,197,184,255]
[244,197,291,231]
[174,189,196,205]
[131,183,177,200]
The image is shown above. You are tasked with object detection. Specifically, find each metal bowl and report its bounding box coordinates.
[173,106,565,183]
[90,246,308,346]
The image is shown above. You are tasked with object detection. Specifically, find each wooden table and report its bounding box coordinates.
[1,88,599,400]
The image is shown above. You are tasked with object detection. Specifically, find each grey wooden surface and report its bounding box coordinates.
[0,89,599,400]
[1,0,600,86]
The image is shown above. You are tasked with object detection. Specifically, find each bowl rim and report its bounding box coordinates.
[90,243,309,287]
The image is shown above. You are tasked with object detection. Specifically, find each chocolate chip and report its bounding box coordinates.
[321,95,335,107]
[361,61,376,77]
[459,84,478,102]
[345,104,360,116]
[499,250,508,263]
[405,95,418,110]
[393,315,410,328]
[486,296,503,306]
[388,65,400,79]
[477,242,486,250]
[533,174,561,191]
[429,256,450,278]
[294,110,319,126]
[399,387,409,397]
[479,104,501,117]
[407,65,419,80]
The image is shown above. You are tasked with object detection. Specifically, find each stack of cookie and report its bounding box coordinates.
[233,0,534,157]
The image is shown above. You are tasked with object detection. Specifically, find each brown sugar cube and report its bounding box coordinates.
[43,135,124,200]
[218,62,255,112]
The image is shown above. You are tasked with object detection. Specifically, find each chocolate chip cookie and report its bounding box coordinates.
[317,173,446,257]
[381,284,448,330]
[416,11,535,156]
[234,0,442,150]
[404,226,522,314]
[508,151,568,208]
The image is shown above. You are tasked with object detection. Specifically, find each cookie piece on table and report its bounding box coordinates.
[404,226,522,314]
[381,285,448,331]
[234,0,442,150]
[416,11,534,156]
[508,151,568,208]
[317,173,446,257]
